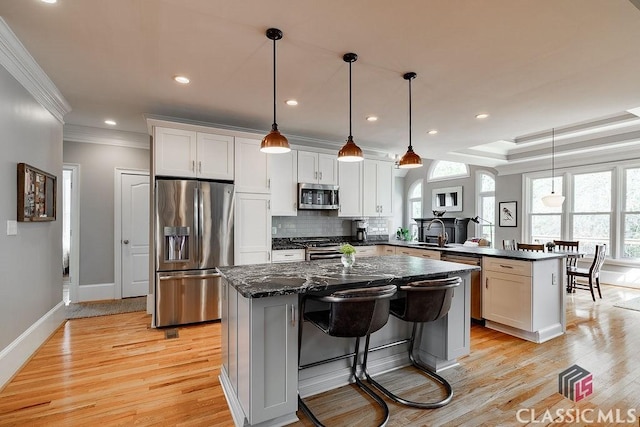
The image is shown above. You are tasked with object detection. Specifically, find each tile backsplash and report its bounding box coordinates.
[272,211,391,238]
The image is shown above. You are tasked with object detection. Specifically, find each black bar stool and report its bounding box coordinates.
[298,284,397,427]
[362,276,461,409]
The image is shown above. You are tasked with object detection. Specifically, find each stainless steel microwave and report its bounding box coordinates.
[298,183,339,210]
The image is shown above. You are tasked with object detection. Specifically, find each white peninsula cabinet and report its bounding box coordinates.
[363,159,393,217]
[297,151,337,185]
[221,281,299,427]
[482,257,564,343]
[154,126,234,180]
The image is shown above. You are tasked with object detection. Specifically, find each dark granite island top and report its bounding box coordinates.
[218,254,480,298]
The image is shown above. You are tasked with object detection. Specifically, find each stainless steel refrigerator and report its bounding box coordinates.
[154,179,234,327]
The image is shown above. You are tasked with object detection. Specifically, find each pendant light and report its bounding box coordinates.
[541,128,565,207]
[337,53,364,162]
[260,28,290,154]
[398,72,423,168]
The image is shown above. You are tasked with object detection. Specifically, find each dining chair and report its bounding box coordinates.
[567,244,606,301]
[502,239,516,250]
[554,240,580,289]
[516,243,545,252]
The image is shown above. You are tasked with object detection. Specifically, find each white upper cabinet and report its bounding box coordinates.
[270,150,298,216]
[196,132,234,180]
[297,151,337,185]
[338,161,363,217]
[234,192,271,265]
[363,159,394,217]
[154,127,197,178]
[154,126,234,180]
[235,137,270,193]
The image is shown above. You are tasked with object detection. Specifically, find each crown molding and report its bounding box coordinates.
[64,124,149,150]
[0,18,71,123]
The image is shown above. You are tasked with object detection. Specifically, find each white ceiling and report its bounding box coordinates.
[2,0,640,171]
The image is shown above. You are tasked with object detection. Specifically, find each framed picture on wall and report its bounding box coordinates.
[499,201,517,227]
[17,163,57,222]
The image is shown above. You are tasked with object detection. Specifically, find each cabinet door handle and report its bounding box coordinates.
[198,161,202,173]
[192,160,195,172]
[339,204,342,212]
[319,171,323,180]
[499,264,514,269]
[293,202,297,210]
[267,178,271,189]
[290,304,296,327]
[267,200,271,210]
[314,171,318,180]
[486,278,489,289]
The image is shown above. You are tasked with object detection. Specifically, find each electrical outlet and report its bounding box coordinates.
[552,273,557,286]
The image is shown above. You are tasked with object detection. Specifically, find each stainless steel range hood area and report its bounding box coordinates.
[297,183,339,210]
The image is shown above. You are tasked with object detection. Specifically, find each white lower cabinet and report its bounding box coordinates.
[222,282,299,426]
[482,257,563,342]
[272,249,305,263]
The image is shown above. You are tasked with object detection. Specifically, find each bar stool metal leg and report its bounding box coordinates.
[361,324,453,409]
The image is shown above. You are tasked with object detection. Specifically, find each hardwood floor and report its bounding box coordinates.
[1,285,639,426]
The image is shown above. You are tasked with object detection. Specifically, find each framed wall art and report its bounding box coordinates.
[499,201,517,227]
[432,186,463,212]
[17,163,57,222]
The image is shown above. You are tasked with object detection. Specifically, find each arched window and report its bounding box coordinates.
[476,171,496,247]
[428,160,469,181]
[407,180,422,240]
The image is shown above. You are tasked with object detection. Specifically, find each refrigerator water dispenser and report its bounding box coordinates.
[164,226,190,261]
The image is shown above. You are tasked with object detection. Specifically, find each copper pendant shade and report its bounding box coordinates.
[261,28,290,154]
[398,72,423,168]
[337,53,364,162]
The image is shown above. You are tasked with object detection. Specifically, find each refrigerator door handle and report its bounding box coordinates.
[195,184,201,265]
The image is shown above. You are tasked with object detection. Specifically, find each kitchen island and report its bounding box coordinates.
[218,255,479,427]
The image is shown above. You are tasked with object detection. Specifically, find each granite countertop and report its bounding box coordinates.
[218,255,480,298]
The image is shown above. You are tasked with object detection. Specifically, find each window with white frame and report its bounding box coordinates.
[572,171,611,255]
[623,167,640,258]
[529,176,563,243]
[476,171,495,246]
[407,180,422,240]
[428,160,469,181]
[524,162,640,260]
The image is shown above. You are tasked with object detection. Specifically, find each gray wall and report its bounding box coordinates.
[0,66,63,350]
[494,172,523,246]
[63,141,149,286]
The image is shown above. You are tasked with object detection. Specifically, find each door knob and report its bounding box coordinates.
[123,240,129,244]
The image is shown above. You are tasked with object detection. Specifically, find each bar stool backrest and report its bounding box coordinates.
[395,277,461,323]
[315,284,397,337]
[590,244,607,276]
[553,240,579,252]
[517,243,545,252]
[503,239,516,250]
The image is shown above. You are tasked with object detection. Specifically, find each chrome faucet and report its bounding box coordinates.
[427,219,448,247]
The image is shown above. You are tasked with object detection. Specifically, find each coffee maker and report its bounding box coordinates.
[353,219,368,242]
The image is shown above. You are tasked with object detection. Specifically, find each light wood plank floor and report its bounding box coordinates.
[1,285,639,426]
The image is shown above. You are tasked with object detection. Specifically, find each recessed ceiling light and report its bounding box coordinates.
[104,119,117,126]
[428,129,438,135]
[475,113,489,119]
[41,0,57,3]
[174,75,190,84]
[285,99,298,106]
[366,116,378,122]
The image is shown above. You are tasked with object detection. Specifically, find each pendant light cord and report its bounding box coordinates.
[272,36,277,126]
[551,128,555,193]
[348,60,352,139]
[408,76,412,149]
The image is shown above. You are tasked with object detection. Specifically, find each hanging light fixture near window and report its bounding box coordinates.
[337,53,364,162]
[398,72,423,168]
[541,128,565,207]
[260,28,290,154]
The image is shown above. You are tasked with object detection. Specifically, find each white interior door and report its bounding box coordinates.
[121,174,150,298]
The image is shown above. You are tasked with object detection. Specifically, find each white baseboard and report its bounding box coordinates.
[0,301,66,389]
[77,282,115,302]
